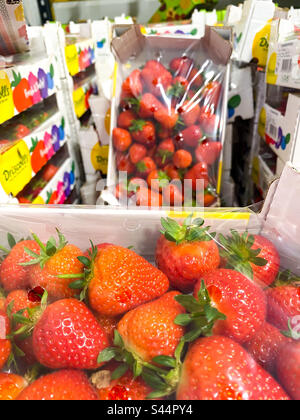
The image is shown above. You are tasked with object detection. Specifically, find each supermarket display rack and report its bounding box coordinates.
[0,32,76,205]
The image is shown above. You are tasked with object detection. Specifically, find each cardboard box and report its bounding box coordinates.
[228,65,254,122]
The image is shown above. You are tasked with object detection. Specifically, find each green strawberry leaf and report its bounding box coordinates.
[111,363,128,381]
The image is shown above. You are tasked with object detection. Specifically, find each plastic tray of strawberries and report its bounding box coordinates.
[109,27,229,208]
[0,206,298,401]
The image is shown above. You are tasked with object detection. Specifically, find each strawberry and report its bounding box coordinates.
[164,164,181,181]
[196,189,218,207]
[147,170,170,192]
[173,150,193,169]
[139,93,164,119]
[127,177,148,194]
[218,232,280,287]
[92,364,154,400]
[95,314,120,346]
[122,69,143,98]
[184,163,209,191]
[155,139,174,168]
[17,370,99,400]
[135,187,163,208]
[144,60,170,75]
[266,281,300,330]
[117,110,136,129]
[0,373,27,400]
[188,68,204,88]
[116,152,135,174]
[202,81,222,112]
[113,128,132,152]
[23,231,84,301]
[141,64,172,97]
[178,101,201,127]
[157,125,172,140]
[199,110,219,137]
[28,298,109,370]
[193,269,267,343]
[177,336,289,400]
[0,239,40,292]
[195,140,222,166]
[276,340,300,400]
[5,289,40,319]
[136,157,156,178]
[129,120,156,148]
[171,76,189,94]
[169,57,193,78]
[129,143,147,164]
[154,107,178,130]
[0,310,11,370]
[175,125,203,148]
[42,164,58,182]
[162,183,183,207]
[77,244,169,318]
[244,322,291,373]
[155,215,220,293]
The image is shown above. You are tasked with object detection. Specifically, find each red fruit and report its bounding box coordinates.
[162,183,183,206]
[122,69,143,98]
[0,240,40,292]
[5,289,40,323]
[196,140,222,165]
[178,101,201,126]
[129,143,147,165]
[164,164,181,180]
[169,57,193,78]
[94,364,153,400]
[177,336,289,400]
[157,125,172,140]
[95,314,120,346]
[144,60,169,75]
[128,177,148,194]
[16,124,30,139]
[173,149,193,169]
[156,215,220,293]
[172,76,189,90]
[117,110,136,129]
[135,187,163,208]
[188,68,204,88]
[139,93,164,119]
[33,299,109,370]
[118,292,185,363]
[87,245,169,317]
[136,157,156,178]
[199,111,219,137]
[195,269,266,343]
[175,125,203,148]
[147,170,170,192]
[115,183,129,201]
[116,153,135,174]
[244,322,291,373]
[31,140,47,174]
[42,164,58,182]
[277,341,300,400]
[113,128,132,152]
[266,285,300,330]
[17,370,99,401]
[202,81,222,112]
[129,120,156,148]
[196,190,217,207]
[0,310,11,370]
[0,373,27,401]
[141,64,172,96]
[184,163,209,191]
[154,107,178,129]
[156,138,175,167]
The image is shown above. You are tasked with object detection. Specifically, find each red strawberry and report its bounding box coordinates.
[244,322,291,373]
[129,120,156,148]
[162,183,183,207]
[196,140,222,166]
[199,110,219,137]
[117,110,136,129]
[0,310,11,370]
[136,157,156,178]
[164,164,181,180]
[0,373,27,401]
[129,143,147,164]
[173,150,192,169]
[122,69,143,98]
[0,240,40,292]
[177,336,289,400]
[276,341,300,400]
[116,152,135,174]
[5,289,40,323]
[155,138,175,167]
[127,177,148,194]
[172,76,189,91]
[147,170,170,192]
[194,269,266,343]
[92,364,154,400]
[154,107,178,130]
[144,60,169,75]
[31,298,109,370]
[218,232,280,288]
[141,67,172,97]
[266,284,300,330]
[17,370,99,400]
[202,81,222,112]
[184,163,209,191]
[157,125,172,140]
[175,125,203,148]
[178,101,201,126]
[188,68,204,88]
[86,245,169,317]
[169,57,193,78]
[135,187,163,208]
[113,128,132,152]
[139,93,164,119]
[42,164,58,182]
[156,215,220,293]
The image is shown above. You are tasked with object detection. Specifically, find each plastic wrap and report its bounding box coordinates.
[0,194,298,400]
[106,24,231,208]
